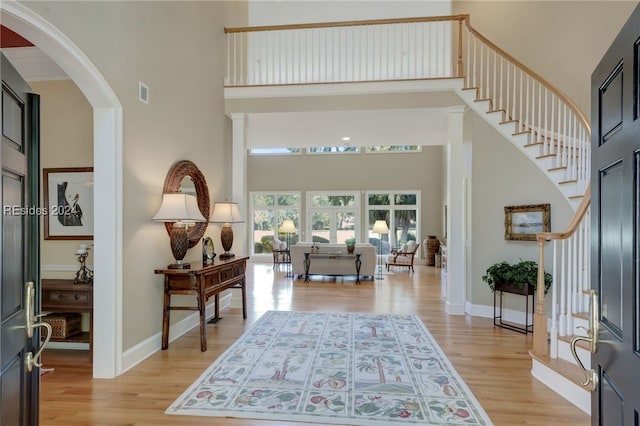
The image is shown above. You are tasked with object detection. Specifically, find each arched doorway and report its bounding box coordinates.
[1,2,123,378]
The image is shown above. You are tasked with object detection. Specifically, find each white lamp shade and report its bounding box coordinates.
[279,220,297,233]
[152,193,206,223]
[372,220,389,234]
[210,201,244,224]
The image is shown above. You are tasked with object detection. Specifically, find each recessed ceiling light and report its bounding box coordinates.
[341,136,351,141]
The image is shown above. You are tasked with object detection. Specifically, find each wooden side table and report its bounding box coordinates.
[41,279,93,359]
[155,257,248,351]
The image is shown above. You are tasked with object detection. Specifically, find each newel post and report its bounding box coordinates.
[532,237,548,355]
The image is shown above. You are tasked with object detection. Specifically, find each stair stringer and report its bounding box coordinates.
[456,87,584,211]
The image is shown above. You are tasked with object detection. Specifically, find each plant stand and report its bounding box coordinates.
[493,282,535,334]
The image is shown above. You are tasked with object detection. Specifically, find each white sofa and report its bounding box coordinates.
[290,243,377,280]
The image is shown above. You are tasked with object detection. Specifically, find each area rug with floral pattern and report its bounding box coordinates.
[166,311,493,425]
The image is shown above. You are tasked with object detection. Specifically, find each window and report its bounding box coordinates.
[366,191,420,255]
[249,148,301,155]
[366,145,421,153]
[307,146,360,154]
[251,192,301,255]
[307,192,360,244]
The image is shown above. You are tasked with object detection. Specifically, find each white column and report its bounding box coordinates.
[230,112,247,257]
[445,106,467,315]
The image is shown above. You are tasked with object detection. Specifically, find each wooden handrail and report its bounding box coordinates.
[462,17,590,134]
[537,183,591,242]
[225,14,468,33]
[533,184,590,356]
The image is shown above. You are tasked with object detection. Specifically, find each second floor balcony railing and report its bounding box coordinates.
[225,15,465,86]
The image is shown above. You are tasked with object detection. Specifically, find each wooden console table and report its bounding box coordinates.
[155,257,248,352]
[41,279,93,359]
[303,252,362,284]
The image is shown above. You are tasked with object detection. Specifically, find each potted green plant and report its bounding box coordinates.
[482,260,552,295]
[344,237,356,253]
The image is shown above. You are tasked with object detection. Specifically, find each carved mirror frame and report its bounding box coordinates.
[162,160,210,248]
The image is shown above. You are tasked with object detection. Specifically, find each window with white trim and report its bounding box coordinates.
[366,191,420,255]
[251,192,301,255]
[307,191,360,244]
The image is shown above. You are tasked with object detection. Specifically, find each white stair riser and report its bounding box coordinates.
[531,359,591,415]
[455,87,585,212]
[557,338,591,370]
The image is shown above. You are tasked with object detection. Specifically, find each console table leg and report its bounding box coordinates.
[241,280,247,319]
[198,290,207,352]
[304,253,311,282]
[208,294,223,324]
[162,278,171,350]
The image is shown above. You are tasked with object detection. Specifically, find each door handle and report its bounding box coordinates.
[570,289,598,391]
[24,281,53,372]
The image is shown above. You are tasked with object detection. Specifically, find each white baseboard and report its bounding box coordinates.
[445,301,465,315]
[465,301,533,327]
[121,292,232,373]
[531,358,591,414]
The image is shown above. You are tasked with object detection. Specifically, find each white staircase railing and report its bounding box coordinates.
[461,21,590,196]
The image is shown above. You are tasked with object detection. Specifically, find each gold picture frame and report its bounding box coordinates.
[504,203,550,241]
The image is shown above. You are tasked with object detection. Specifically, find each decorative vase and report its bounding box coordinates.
[347,245,355,254]
[426,235,440,266]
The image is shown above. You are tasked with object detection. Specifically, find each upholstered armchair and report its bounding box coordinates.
[385,241,420,272]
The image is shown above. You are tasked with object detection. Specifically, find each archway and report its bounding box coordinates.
[1,2,123,378]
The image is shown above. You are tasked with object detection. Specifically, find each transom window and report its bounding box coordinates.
[366,145,421,153]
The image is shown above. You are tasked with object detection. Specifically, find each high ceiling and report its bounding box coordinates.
[0,25,449,148]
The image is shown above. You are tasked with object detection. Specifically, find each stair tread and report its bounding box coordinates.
[573,311,589,320]
[524,142,544,147]
[569,194,584,200]
[529,350,592,392]
[548,166,567,172]
[513,130,530,136]
[559,179,578,185]
[536,153,556,159]
[557,334,592,351]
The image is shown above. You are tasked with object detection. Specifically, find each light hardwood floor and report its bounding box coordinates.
[40,263,590,425]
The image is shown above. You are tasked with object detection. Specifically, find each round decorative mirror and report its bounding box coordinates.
[162,160,210,248]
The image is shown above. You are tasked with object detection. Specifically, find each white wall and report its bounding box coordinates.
[248,1,451,25]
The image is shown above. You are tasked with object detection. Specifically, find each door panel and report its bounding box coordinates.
[1,52,40,425]
[591,4,640,424]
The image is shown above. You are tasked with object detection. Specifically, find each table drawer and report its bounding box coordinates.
[43,290,92,308]
[219,266,234,281]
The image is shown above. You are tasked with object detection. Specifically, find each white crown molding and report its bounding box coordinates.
[1,46,69,81]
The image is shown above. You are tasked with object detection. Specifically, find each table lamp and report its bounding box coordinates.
[279,219,297,249]
[210,201,244,259]
[372,220,389,280]
[152,193,206,269]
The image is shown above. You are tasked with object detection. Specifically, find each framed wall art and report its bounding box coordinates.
[43,167,94,240]
[504,203,550,241]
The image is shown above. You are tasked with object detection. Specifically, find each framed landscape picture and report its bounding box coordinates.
[43,167,94,240]
[504,203,550,241]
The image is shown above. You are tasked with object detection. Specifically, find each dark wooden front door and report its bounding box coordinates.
[591,4,640,424]
[1,53,40,425]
